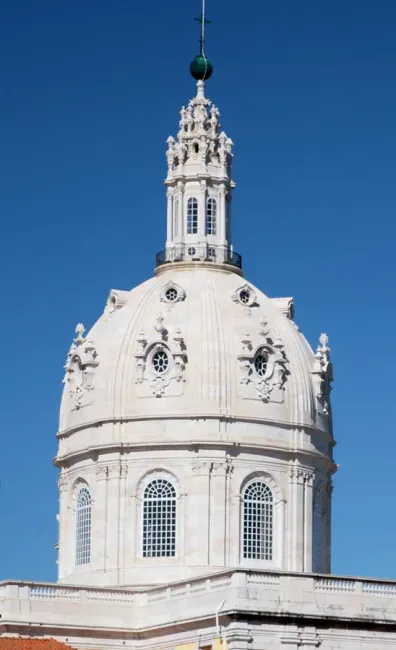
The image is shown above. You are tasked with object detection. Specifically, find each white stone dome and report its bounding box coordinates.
[59,263,331,445]
[55,80,335,588]
[60,264,329,440]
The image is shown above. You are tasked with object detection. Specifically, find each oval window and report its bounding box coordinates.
[254,353,268,377]
[239,289,250,304]
[165,287,178,302]
[152,350,170,374]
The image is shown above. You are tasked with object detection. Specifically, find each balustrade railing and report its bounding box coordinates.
[2,571,396,608]
[156,245,242,269]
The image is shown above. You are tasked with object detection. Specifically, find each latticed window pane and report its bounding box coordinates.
[187,197,198,234]
[206,198,217,235]
[76,486,91,566]
[243,481,273,560]
[142,479,177,557]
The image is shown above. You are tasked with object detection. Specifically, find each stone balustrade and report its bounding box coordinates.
[1,569,396,632]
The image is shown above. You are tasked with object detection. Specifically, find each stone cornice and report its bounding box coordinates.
[57,414,333,440]
[154,260,243,278]
[54,438,337,473]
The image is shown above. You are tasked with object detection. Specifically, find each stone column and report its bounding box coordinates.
[117,461,128,583]
[325,475,333,573]
[304,471,315,572]
[187,460,211,566]
[94,464,108,572]
[288,463,305,571]
[57,474,69,579]
[208,460,231,567]
[199,180,207,241]
[176,181,184,243]
[106,462,121,575]
[226,190,232,244]
[166,188,174,247]
[218,184,227,247]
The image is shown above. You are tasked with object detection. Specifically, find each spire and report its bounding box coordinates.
[190,0,213,81]
[155,1,241,271]
[155,79,240,270]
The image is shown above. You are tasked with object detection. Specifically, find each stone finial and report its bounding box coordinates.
[75,323,85,345]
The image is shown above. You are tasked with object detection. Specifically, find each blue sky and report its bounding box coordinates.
[0,0,395,582]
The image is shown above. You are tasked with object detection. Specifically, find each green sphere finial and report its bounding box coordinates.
[190,55,213,81]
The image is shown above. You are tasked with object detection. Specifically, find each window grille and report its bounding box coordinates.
[152,349,170,374]
[142,478,177,557]
[243,481,273,560]
[206,198,217,235]
[187,197,198,234]
[254,353,268,377]
[76,486,91,566]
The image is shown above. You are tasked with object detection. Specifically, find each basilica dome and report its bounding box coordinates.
[55,80,335,588]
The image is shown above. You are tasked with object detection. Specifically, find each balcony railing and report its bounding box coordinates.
[156,245,242,270]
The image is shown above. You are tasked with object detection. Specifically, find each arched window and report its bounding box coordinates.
[75,486,91,566]
[142,478,177,557]
[243,481,273,560]
[187,197,198,234]
[206,198,217,235]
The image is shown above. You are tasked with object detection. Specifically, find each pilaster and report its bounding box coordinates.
[304,471,314,572]
[57,474,68,579]
[288,463,305,571]
[208,459,233,566]
[94,464,108,572]
[199,180,207,239]
[218,184,227,245]
[166,188,174,246]
[106,462,122,572]
[188,460,211,565]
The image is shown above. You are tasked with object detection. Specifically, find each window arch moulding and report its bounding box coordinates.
[239,471,285,569]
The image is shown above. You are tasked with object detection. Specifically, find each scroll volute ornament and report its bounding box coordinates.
[63,324,99,410]
[237,318,288,403]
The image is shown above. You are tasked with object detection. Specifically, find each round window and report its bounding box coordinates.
[254,353,268,377]
[239,289,250,304]
[187,247,196,256]
[152,350,170,374]
[165,287,178,302]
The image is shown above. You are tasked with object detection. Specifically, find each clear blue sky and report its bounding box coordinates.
[1,0,395,582]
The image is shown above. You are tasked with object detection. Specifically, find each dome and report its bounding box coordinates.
[55,80,335,588]
[59,262,332,451]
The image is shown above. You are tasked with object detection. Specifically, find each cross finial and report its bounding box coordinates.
[194,0,211,57]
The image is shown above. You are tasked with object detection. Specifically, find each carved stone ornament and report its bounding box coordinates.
[134,316,187,398]
[311,333,334,415]
[232,283,258,308]
[103,289,129,320]
[160,281,186,304]
[166,80,233,179]
[63,324,99,410]
[237,318,288,403]
[58,475,68,493]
